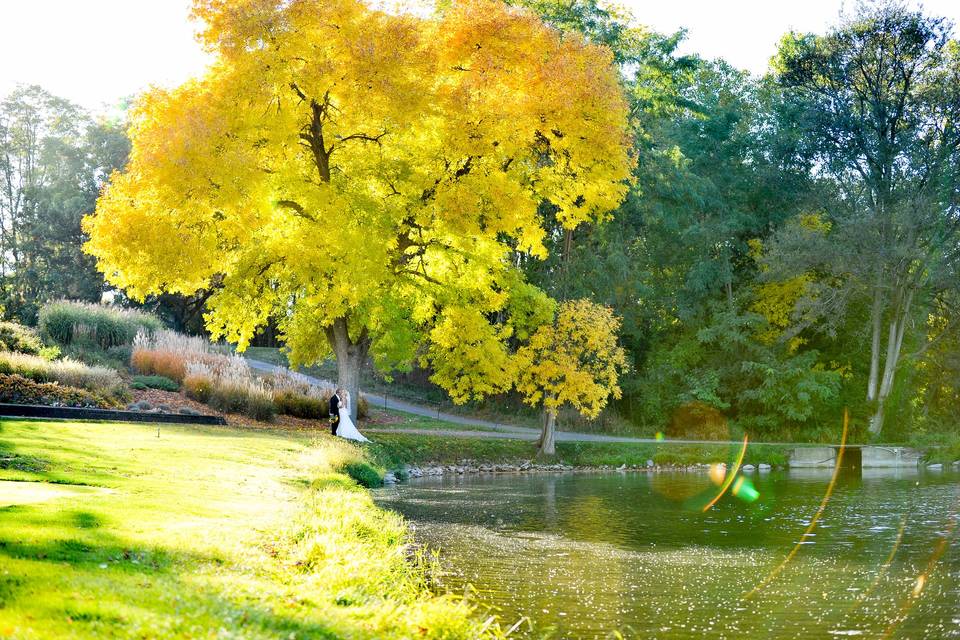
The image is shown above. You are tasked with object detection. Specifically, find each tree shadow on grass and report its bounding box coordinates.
[0,507,181,571]
[0,436,51,474]
[0,506,344,638]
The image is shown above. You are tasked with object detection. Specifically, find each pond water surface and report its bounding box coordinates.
[376,467,960,639]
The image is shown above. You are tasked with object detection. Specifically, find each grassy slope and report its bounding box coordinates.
[372,410,500,432]
[0,419,499,639]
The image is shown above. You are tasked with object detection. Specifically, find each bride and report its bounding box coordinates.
[335,390,370,442]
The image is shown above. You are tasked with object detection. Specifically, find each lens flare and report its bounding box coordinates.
[701,435,749,512]
[880,489,959,639]
[846,515,907,615]
[709,463,726,486]
[743,410,849,601]
[731,475,759,503]
[654,402,734,504]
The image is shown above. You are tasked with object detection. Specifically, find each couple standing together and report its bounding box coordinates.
[328,388,370,442]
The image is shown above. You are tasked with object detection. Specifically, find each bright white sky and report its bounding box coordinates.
[2,0,959,114]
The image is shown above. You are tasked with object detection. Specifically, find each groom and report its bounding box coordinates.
[328,389,341,436]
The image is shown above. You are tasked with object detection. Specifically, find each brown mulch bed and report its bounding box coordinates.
[130,388,403,432]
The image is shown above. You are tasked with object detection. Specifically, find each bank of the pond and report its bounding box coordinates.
[368,432,796,479]
[0,419,504,639]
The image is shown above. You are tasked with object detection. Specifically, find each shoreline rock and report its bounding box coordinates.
[393,460,785,480]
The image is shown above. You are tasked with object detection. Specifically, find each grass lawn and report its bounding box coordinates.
[241,346,289,367]
[367,432,794,468]
[0,419,501,639]
[370,410,501,433]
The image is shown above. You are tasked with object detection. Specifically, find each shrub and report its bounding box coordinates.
[0,322,45,355]
[342,461,383,488]
[131,375,179,392]
[0,373,115,408]
[0,351,124,397]
[39,300,163,348]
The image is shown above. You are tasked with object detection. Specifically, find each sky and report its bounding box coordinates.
[2,0,960,114]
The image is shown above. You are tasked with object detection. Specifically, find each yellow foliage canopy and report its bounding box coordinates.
[514,299,627,418]
[84,0,633,394]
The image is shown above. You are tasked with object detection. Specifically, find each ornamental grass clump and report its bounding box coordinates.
[266,369,336,419]
[131,330,248,383]
[264,369,370,419]
[0,350,124,397]
[208,374,275,421]
[272,390,327,419]
[131,348,188,382]
[39,300,162,349]
[183,363,214,403]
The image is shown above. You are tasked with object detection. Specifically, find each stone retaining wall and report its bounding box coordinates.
[0,403,226,425]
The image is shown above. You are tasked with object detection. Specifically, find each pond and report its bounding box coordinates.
[376,467,960,639]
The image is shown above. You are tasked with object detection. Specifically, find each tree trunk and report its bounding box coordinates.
[538,409,557,456]
[325,316,370,422]
[867,286,883,402]
[869,288,914,436]
[535,410,546,448]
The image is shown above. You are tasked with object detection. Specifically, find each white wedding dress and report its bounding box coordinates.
[336,400,370,442]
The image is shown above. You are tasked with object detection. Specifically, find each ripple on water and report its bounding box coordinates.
[378,470,960,639]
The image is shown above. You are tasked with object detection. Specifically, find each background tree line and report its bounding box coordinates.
[3,0,959,443]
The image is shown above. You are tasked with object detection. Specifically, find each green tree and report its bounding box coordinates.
[0,86,127,322]
[768,2,960,434]
[639,306,841,437]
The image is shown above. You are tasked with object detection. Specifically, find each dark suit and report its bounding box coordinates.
[329,393,341,436]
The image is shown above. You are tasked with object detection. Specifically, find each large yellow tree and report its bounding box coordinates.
[84,0,632,418]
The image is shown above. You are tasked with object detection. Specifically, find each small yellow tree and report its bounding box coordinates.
[514,299,627,455]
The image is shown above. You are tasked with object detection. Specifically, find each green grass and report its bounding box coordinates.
[0,419,503,639]
[909,431,960,464]
[242,346,289,367]
[371,410,501,433]
[368,432,794,469]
